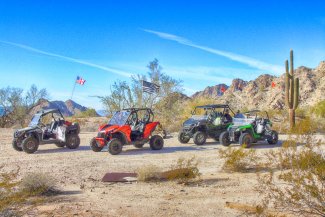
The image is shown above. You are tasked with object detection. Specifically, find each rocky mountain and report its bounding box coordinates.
[30,99,89,116]
[191,61,325,111]
[192,84,229,98]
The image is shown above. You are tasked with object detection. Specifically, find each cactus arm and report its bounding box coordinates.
[285,60,291,108]
[293,78,299,110]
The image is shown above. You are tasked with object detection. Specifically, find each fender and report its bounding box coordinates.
[143,122,159,139]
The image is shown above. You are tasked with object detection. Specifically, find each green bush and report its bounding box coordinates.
[74,108,98,118]
[218,148,260,172]
[310,100,325,118]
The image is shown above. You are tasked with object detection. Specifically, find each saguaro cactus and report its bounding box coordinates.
[285,50,299,128]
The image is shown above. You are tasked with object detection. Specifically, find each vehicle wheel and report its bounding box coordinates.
[267,130,278,145]
[219,131,231,146]
[178,132,190,144]
[73,123,80,135]
[239,133,253,148]
[66,134,80,149]
[54,142,65,148]
[22,136,39,154]
[12,139,23,151]
[108,138,123,155]
[193,131,207,146]
[133,143,144,148]
[90,137,104,152]
[150,135,164,150]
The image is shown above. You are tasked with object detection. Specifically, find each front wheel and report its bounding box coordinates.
[150,135,164,150]
[66,134,80,149]
[193,131,207,146]
[12,139,23,151]
[178,132,190,144]
[219,131,231,146]
[239,133,253,148]
[108,138,123,155]
[90,137,104,152]
[22,136,39,154]
[267,130,278,145]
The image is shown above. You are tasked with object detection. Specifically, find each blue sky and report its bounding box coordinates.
[0,0,324,110]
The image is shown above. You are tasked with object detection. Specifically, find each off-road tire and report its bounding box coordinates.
[90,137,104,152]
[54,142,65,148]
[73,123,80,135]
[267,130,278,145]
[108,138,123,155]
[133,143,144,148]
[66,134,80,149]
[12,139,23,151]
[22,136,39,154]
[150,135,164,150]
[219,131,231,146]
[193,131,207,146]
[239,133,253,148]
[178,132,190,144]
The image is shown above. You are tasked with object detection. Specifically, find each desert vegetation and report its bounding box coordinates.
[136,157,200,183]
[0,166,59,216]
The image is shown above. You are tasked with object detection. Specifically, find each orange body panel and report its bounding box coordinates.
[143,122,159,139]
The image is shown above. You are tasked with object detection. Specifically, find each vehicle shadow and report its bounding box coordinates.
[36,145,91,154]
[120,145,219,155]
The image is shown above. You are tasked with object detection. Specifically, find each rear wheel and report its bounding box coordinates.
[150,135,164,150]
[66,134,80,149]
[12,139,23,151]
[193,131,207,146]
[267,130,278,145]
[108,138,123,155]
[90,137,104,152]
[22,136,39,154]
[133,143,144,148]
[239,133,253,148]
[219,131,231,146]
[178,132,190,144]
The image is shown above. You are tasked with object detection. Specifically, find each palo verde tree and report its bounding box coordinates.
[285,50,299,128]
[100,59,182,115]
[0,85,49,127]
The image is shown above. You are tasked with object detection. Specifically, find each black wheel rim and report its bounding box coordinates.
[244,137,251,145]
[155,139,162,147]
[112,143,120,152]
[26,140,35,150]
[70,137,76,147]
[197,134,204,143]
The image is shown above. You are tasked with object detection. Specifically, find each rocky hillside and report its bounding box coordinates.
[30,99,89,116]
[192,61,325,110]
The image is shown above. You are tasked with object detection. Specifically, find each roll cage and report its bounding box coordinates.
[192,104,235,116]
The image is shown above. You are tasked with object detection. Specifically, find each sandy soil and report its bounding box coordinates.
[1,128,324,217]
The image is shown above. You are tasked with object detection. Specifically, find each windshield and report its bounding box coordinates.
[108,111,130,126]
[29,114,41,127]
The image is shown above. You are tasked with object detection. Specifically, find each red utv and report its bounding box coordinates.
[90,108,164,155]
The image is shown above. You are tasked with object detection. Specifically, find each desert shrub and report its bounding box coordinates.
[258,139,325,216]
[218,148,260,172]
[310,100,325,118]
[137,157,200,183]
[136,165,161,182]
[74,108,98,118]
[20,173,58,196]
[161,157,200,183]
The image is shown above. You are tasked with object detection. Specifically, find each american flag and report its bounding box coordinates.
[142,80,160,94]
[76,76,86,85]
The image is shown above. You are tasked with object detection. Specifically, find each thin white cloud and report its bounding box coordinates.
[143,29,283,75]
[0,40,132,77]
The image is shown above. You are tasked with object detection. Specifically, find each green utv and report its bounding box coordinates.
[219,110,278,148]
[178,104,235,145]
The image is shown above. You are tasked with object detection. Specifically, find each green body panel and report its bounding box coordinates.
[228,124,261,139]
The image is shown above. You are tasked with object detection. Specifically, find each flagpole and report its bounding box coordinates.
[70,79,77,100]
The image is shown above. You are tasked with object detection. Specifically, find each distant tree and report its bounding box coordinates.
[25,84,49,108]
[100,59,182,115]
[0,85,49,127]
